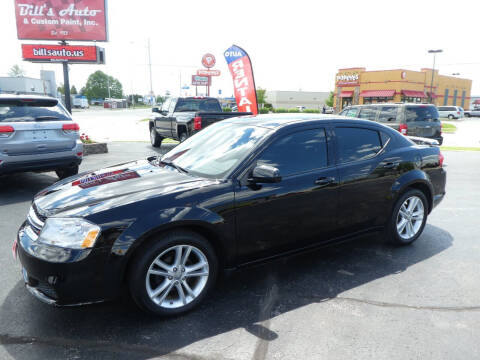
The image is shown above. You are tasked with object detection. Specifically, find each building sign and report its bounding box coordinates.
[191,75,210,86]
[15,0,108,41]
[336,73,359,85]
[197,69,221,77]
[21,44,101,63]
[201,53,216,68]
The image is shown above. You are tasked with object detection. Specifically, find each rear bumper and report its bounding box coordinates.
[0,156,82,175]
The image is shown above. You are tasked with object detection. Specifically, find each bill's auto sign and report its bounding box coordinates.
[15,0,108,41]
[21,44,101,63]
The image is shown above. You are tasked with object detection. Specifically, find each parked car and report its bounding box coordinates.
[73,95,89,109]
[0,95,82,179]
[464,108,480,117]
[149,97,251,146]
[437,106,464,119]
[15,114,446,316]
[339,103,443,145]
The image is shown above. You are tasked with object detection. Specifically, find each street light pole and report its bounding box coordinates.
[428,49,443,104]
[147,38,153,105]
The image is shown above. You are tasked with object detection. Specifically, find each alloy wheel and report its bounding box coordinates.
[396,195,424,240]
[145,245,209,309]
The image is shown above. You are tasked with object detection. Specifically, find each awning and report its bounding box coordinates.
[359,90,395,98]
[426,92,439,99]
[402,90,426,98]
[339,91,353,98]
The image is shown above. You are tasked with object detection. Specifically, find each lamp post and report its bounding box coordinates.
[427,49,443,104]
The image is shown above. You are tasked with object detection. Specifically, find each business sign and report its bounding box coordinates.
[336,72,359,85]
[15,0,108,41]
[201,53,216,68]
[224,45,258,115]
[22,44,101,63]
[197,69,221,77]
[191,75,210,86]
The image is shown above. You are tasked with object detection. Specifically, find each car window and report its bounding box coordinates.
[335,127,382,163]
[0,99,71,122]
[168,99,177,113]
[161,98,171,112]
[437,107,445,111]
[405,106,439,122]
[358,107,378,120]
[378,106,398,123]
[257,128,327,177]
[345,107,359,117]
[380,132,391,147]
[175,98,222,112]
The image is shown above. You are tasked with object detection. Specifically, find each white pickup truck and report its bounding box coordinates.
[464,108,480,117]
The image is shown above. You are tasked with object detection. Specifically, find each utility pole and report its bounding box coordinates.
[60,40,72,113]
[427,49,443,104]
[147,38,153,104]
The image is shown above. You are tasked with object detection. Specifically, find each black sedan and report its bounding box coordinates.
[14,114,446,316]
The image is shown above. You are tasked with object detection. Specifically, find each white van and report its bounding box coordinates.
[437,106,464,119]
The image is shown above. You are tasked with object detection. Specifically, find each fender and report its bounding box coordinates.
[390,169,434,210]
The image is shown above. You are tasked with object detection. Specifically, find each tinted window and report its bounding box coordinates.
[161,98,171,112]
[0,99,71,122]
[380,131,391,146]
[358,107,378,120]
[405,106,439,122]
[175,98,222,112]
[257,129,327,176]
[345,107,359,117]
[336,127,382,163]
[378,106,398,123]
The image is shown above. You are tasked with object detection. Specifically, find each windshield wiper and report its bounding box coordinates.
[35,116,59,121]
[159,159,189,174]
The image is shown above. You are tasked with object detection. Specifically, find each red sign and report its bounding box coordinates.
[191,75,210,86]
[22,44,99,63]
[201,53,216,68]
[197,69,221,77]
[15,0,108,41]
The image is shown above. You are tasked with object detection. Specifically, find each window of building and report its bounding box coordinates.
[461,91,466,108]
[453,90,458,106]
[401,96,422,103]
[335,127,382,163]
[443,89,449,106]
[257,128,328,177]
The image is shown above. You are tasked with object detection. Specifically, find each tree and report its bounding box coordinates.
[8,64,26,77]
[325,91,334,107]
[156,95,166,105]
[70,85,78,95]
[83,70,123,100]
[256,88,266,104]
[57,83,65,95]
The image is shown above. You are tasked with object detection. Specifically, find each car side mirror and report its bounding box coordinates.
[249,164,281,184]
[152,107,160,113]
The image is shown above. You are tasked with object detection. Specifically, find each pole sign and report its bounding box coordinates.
[197,69,221,77]
[21,44,102,63]
[14,0,108,41]
[201,53,216,68]
[191,75,210,86]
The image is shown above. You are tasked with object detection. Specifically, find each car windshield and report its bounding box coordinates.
[160,122,271,179]
[0,99,71,122]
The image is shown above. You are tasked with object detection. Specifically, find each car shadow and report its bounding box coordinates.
[0,225,453,360]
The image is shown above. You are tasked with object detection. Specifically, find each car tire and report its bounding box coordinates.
[179,132,188,142]
[447,114,454,120]
[55,165,79,180]
[465,113,470,118]
[386,189,428,246]
[150,126,163,148]
[128,230,218,316]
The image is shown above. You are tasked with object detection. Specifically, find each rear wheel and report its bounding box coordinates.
[150,126,163,148]
[55,165,79,179]
[465,113,471,118]
[387,189,428,245]
[128,230,218,316]
[179,132,188,142]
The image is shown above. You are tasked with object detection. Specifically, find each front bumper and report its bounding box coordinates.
[16,223,121,306]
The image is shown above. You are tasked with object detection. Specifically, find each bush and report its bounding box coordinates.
[303,109,320,113]
[222,107,232,112]
[259,108,269,114]
[288,108,300,113]
[273,108,289,113]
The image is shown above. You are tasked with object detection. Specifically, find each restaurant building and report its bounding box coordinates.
[333,67,472,112]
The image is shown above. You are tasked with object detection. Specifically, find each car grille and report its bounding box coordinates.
[27,204,46,236]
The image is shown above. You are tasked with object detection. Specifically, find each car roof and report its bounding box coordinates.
[223,113,387,130]
[0,94,59,102]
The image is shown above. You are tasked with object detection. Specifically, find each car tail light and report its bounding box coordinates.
[457,111,460,115]
[0,125,14,138]
[77,152,83,157]
[439,152,444,167]
[194,116,202,130]
[399,123,408,135]
[62,123,80,133]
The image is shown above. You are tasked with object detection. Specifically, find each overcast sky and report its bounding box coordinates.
[1,0,479,97]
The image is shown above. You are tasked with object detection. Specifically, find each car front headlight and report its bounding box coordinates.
[38,218,101,250]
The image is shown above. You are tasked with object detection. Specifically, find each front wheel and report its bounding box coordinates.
[150,126,163,148]
[128,230,218,316]
[447,114,454,120]
[387,189,428,245]
[55,165,79,179]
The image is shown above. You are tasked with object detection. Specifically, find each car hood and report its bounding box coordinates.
[34,158,216,216]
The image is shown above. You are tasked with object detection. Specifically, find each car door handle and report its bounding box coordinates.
[382,162,397,169]
[314,177,336,186]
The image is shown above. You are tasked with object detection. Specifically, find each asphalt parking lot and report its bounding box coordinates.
[1,143,479,360]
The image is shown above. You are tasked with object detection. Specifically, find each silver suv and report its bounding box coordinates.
[0,95,83,179]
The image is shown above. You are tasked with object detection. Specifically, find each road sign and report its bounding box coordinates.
[21,44,104,63]
[201,53,216,68]
[192,75,210,86]
[197,69,221,77]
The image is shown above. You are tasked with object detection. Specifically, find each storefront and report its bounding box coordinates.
[333,67,472,112]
